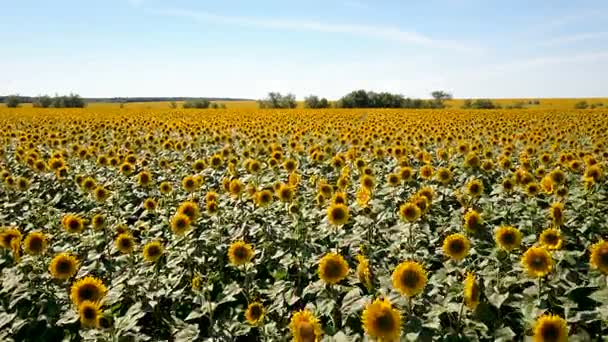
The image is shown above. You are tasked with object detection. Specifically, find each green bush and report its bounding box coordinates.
[4,95,21,108]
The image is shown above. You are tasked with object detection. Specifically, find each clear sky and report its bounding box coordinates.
[1,0,607,99]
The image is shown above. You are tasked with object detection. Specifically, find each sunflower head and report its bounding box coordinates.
[182,176,197,192]
[442,233,470,261]
[539,228,563,250]
[318,252,349,285]
[495,226,522,252]
[386,173,401,187]
[463,273,480,310]
[436,167,452,184]
[49,252,79,280]
[549,202,564,227]
[23,231,47,255]
[356,254,373,291]
[521,247,553,278]
[399,167,414,182]
[137,170,153,187]
[70,276,107,306]
[170,214,191,235]
[245,302,265,325]
[79,301,102,328]
[399,202,421,223]
[466,179,484,197]
[463,209,483,234]
[502,178,515,192]
[228,240,254,266]
[391,260,427,298]
[159,181,173,195]
[177,201,199,221]
[229,179,243,197]
[331,191,347,206]
[62,214,85,234]
[255,189,273,207]
[0,227,21,249]
[91,214,105,230]
[277,183,294,202]
[361,298,401,341]
[115,233,135,254]
[327,203,349,226]
[143,241,164,262]
[589,240,608,274]
[533,314,568,342]
[289,309,322,342]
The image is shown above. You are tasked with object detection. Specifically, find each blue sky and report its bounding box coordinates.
[1,0,607,99]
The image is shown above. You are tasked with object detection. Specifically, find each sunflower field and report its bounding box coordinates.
[0,107,607,341]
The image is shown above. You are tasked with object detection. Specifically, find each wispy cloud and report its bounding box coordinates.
[149,8,479,52]
[540,31,608,47]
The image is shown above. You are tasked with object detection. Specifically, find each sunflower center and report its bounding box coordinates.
[298,322,315,341]
[68,220,81,230]
[148,245,161,256]
[249,305,262,319]
[57,260,72,274]
[28,238,43,251]
[540,323,560,340]
[401,270,420,288]
[234,246,249,261]
[531,255,546,269]
[324,260,344,279]
[331,208,345,221]
[82,306,96,320]
[599,251,608,266]
[501,233,515,244]
[375,310,395,332]
[79,285,97,301]
[449,240,464,254]
[544,234,558,244]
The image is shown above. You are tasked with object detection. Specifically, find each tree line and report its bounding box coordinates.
[3,94,86,108]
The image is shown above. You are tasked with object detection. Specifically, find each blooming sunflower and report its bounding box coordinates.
[327,203,349,226]
[331,192,347,205]
[177,201,199,221]
[277,183,294,202]
[386,173,401,187]
[463,273,480,310]
[91,214,105,230]
[229,179,243,197]
[356,254,373,291]
[78,301,102,328]
[521,247,553,278]
[494,226,522,252]
[143,241,163,262]
[137,171,153,187]
[70,276,107,306]
[356,188,371,208]
[182,176,197,192]
[23,231,47,255]
[289,309,322,342]
[49,253,79,280]
[143,198,157,211]
[361,298,401,341]
[391,260,427,298]
[442,233,470,261]
[159,181,173,195]
[0,227,21,249]
[502,178,515,192]
[539,228,563,250]
[436,167,452,184]
[548,202,564,227]
[115,233,135,254]
[228,240,254,266]
[170,214,191,235]
[466,179,484,197]
[463,209,483,234]
[245,302,265,325]
[318,253,349,285]
[533,314,568,342]
[62,214,84,234]
[589,240,608,274]
[399,202,421,223]
[255,189,273,207]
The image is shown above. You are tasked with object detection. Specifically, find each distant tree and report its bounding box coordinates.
[220,103,227,109]
[574,101,589,109]
[470,99,500,109]
[4,95,21,108]
[430,90,453,108]
[258,92,297,109]
[169,101,177,109]
[33,95,53,108]
[210,102,219,109]
[51,93,86,108]
[462,99,473,109]
[183,99,210,109]
[304,95,330,108]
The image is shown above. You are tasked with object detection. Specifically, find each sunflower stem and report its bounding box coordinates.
[456,300,464,337]
[537,277,542,306]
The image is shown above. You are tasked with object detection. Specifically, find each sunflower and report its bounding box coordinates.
[192,159,206,172]
[549,169,566,184]
[62,214,85,234]
[521,247,553,278]
[70,276,107,306]
[413,195,429,213]
[93,186,111,202]
[289,310,322,342]
[49,253,79,280]
[277,183,294,202]
[96,315,113,330]
[502,178,515,192]
[283,159,297,172]
[419,164,433,180]
[245,302,265,325]
[115,233,135,254]
[23,231,47,255]
[78,301,102,328]
[386,173,401,187]
[327,203,349,226]
[533,314,568,342]
[228,240,254,266]
[356,188,371,208]
[463,273,480,310]
[466,179,484,197]
[391,260,427,298]
[442,233,470,261]
[182,176,197,192]
[589,240,608,274]
[91,214,105,230]
[399,202,421,223]
[361,298,401,341]
[539,228,563,250]
[229,179,243,197]
[0,227,21,249]
[356,254,373,291]
[526,183,540,197]
[255,189,273,207]
[436,167,452,184]
[170,214,191,235]
[80,177,97,192]
[177,201,199,221]
[331,191,347,205]
[548,202,564,227]
[137,171,153,187]
[143,241,164,262]
[494,226,522,252]
[206,201,219,215]
[119,162,133,175]
[360,175,375,191]
[159,181,173,195]
[399,167,414,182]
[463,209,483,234]
[318,253,349,285]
